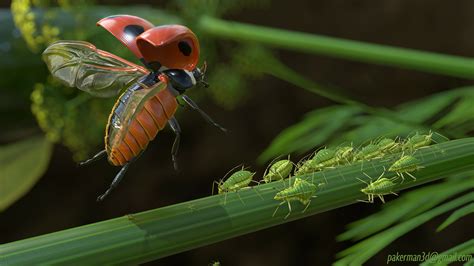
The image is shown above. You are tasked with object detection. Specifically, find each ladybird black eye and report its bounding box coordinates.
[178,41,192,56]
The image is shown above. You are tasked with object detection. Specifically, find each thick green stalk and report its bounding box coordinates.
[198,16,474,79]
[1,138,474,265]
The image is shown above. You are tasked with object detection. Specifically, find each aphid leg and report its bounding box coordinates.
[97,162,131,201]
[357,176,372,203]
[302,197,316,214]
[168,117,181,171]
[321,171,328,185]
[249,181,264,200]
[272,201,285,217]
[336,168,346,182]
[360,160,365,172]
[406,172,417,181]
[284,201,293,219]
[378,195,386,203]
[357,197,372,203]
[181,95,227,132]
[235,191,246,205]
[79,150,107,166]
[397,172,406,184]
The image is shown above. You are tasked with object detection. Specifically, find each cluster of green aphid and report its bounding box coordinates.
[295,132,433,176]
[213,157,319,218]
[214,132,434,218]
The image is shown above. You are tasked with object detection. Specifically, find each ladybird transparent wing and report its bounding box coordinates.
[106,80,168,152]
[42,40,149,97]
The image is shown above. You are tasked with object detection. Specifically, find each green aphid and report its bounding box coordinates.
[354,143,384,161]
[294,158,315,175]
[273,177,318,219]
[215,167,256,194]
[377,138,401,154]
[359,172,399,203]
[263,159,294,183]
[388,155,422,182]
[312,148,337,166]
[335,146,354,164]
[404,132,433,151]
[294,148,337,176]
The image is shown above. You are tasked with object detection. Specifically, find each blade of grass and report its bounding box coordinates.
[2,138,474,265]
[199,16,474,80]
[436,203,474,232]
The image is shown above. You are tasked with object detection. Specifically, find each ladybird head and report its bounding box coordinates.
[191,62,209,88]
[136,25,200,71]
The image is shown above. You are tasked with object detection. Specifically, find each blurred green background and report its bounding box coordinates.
[1,0,473,265]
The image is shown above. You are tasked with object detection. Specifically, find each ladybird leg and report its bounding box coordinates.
[181,95,227,132]
[97,162,131,202]
[168,117,181,171]
[79,150,107,166]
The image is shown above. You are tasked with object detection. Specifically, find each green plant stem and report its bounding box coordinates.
[1,138,474,265]
[198,16,474,79]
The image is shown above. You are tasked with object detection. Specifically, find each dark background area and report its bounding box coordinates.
[1,1,474,265]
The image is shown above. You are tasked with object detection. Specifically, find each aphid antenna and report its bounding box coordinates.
[362,170,385,182]
[222,164,245,180]
[296,152,314,167]
[356,177,369,186]
[211,180,222,195]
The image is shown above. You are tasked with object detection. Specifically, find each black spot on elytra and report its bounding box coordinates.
[178,41,192,56]
[123,25,145,39]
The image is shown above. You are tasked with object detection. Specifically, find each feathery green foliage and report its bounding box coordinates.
[260,87,474,162]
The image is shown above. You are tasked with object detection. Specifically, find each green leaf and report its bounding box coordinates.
[0,135,53,211]
[437,202,474,232]
[420,239,474,266]
[1,138,474,264]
